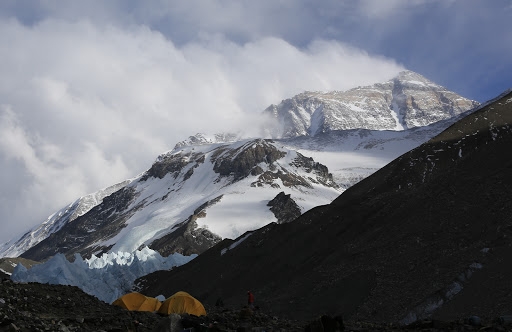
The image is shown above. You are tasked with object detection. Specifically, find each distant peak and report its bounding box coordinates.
[394,70,432,83]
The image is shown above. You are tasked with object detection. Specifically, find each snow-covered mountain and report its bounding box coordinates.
[15,139,341,261]
[0,70,480,261]
[264,70,479,138]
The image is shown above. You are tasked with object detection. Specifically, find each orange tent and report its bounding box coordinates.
[112,292,162,312]
[158,291,206,316]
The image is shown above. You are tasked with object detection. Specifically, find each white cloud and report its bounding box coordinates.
[356,0,457,19]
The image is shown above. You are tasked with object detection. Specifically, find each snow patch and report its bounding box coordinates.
[390,101,405,130]
[221,232,253,255]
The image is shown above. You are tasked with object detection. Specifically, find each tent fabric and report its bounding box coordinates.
[112,292,162,312]
[158,291,206,316]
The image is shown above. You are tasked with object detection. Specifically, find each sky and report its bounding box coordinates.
[0,0,511,244]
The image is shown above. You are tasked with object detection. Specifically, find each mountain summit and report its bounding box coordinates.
[265,70,479,138]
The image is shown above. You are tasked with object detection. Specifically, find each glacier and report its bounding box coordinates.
[10,247,196,304]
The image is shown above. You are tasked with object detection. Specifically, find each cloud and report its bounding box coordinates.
[0,17,403,243]
[2,1,511,103]
[355,0,457,19]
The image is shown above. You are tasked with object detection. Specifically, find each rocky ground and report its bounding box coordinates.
[2,278,512,331]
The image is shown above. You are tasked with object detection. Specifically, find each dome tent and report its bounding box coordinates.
[158,291,206,316]
[112,292,162,312]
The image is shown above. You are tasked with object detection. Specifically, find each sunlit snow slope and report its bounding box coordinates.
[16,139,340,261]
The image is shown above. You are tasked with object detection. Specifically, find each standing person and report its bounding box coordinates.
[247,291,255,309]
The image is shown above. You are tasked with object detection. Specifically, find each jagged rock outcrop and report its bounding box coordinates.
[267,192,302,224]
[250,150,338,189]
[141,151,206,180]
[265,70,480,138]
[289,153,336,187]
[212,139,286,182]
[149,196,224,256]
[149,218,222,256]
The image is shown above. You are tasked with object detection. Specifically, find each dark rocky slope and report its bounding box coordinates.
[0,279,164,331]
[138,91,512,324]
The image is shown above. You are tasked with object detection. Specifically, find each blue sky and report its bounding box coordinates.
[0,0,511,244]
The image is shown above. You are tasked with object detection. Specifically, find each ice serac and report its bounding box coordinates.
[265,70,479,138]
[18,139,341,262]
[11,247,195,304]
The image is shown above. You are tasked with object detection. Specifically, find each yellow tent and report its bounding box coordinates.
[112,292,162,312]
[158,291,206,316]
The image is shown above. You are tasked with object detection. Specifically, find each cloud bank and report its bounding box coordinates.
[0,17,403,243]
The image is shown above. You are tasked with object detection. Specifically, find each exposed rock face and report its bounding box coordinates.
[267,192,302,224]
[265,70,480,138]
[149,218,222,256]
[212,139,286,182]
[20,186,141,261]
[250,151,338,189]
[149,196,224,256]
[289,152,336,187]
[141,151,205,180]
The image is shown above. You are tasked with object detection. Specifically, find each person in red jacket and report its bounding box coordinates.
[247,291,255,309]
